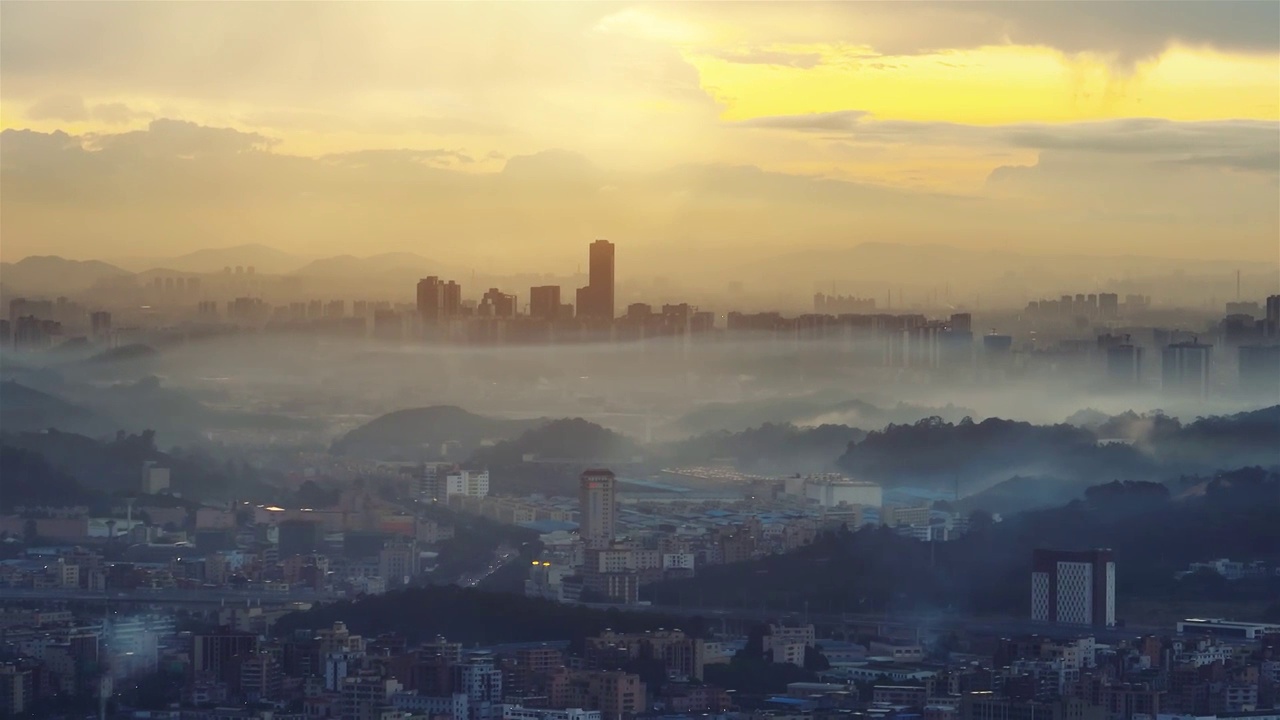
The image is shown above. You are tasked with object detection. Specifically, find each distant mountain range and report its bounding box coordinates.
[0,247,462,297]
[109,243,314,274]
[0,256,133,295]
[6,240,1273,301]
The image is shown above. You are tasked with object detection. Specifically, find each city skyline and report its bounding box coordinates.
[2,2,1278,266]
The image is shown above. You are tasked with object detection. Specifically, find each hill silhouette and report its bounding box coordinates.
[647,469,1280,617]
[332,406,544,461]
[0,255,131,294]
[0,381,116,437]
[835,407,1280,496]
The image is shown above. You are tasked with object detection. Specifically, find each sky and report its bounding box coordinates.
[1,1,1278,271]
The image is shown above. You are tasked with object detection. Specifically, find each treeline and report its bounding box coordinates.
[836,406,1280,495]
[657,422,866,475]
[647,469,1280,617]
[0,428,284,507]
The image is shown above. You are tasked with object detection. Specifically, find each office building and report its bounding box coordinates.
[530,286,562,321]
[1031,549,1116,628]
[454,652,503,720]
[579,470,617,550]
[418,277,443,321]
[577,240,615,321]
[418,277,463,323]
[193,630,259,685]
[1162,341,1212,397]
[480,288,518,318]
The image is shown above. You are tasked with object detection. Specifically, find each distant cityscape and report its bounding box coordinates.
[2,239,1279,400]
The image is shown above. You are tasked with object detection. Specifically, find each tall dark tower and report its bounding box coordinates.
[588,239,615,321]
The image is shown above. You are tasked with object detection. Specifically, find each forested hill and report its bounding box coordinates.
[646,469,1280,618]
[836,406,1280,495]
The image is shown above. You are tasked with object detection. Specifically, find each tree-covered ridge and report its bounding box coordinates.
[836,406,1280,495]
[647,469,1280,617]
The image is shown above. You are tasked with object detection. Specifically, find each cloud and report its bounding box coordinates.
[322,148,474,167]
[709,49,823,69]
[26,94,89,122]
[26,95,154,125]
[239,109,510,137]
[735,113,1280,174]
[86,118,278,157]
[670,1,1280,69]
[3,118,1276,267]
[92,102,152,125]
[736,111,869,132]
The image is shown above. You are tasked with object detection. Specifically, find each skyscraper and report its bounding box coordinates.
[417,277,442,322]
[576,240,615,321]
[579,469,617,549]
[530,285,561,321]
[590,239,615,320]
[1162,341,1212,396]
[1031,548,1116,628]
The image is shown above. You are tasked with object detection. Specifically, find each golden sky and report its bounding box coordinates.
[1,1,1277,267]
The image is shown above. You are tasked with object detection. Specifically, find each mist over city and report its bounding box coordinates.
[1,3,1278,720]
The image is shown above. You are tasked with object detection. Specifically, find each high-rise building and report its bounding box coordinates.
[589,239,615,320]
[418,277,442,321]
[579,469,617,550]
[1098,293,1119,318]
[1031,549,1116,628]
[1106,344,1143,387]
[480,288,517,318]
[1267,294,1280,338]
[530,286,562,321]
[453,652,503,720]
[1162,341,1212,396]
[193,629,259,685]
[577,240,615,321]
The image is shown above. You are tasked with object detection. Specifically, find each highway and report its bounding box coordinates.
[0,587,1167,642]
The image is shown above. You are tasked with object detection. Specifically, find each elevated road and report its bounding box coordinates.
[0,589,1165,642]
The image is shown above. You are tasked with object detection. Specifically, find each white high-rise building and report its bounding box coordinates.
[578,469,617,550]
[446,470,490,499]
[1031,549,1116,628]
